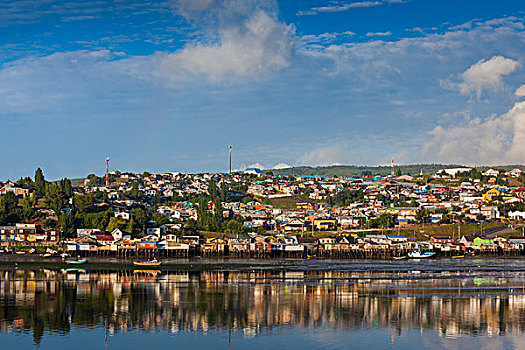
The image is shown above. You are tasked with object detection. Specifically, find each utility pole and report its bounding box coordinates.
[228,145,232,174]
[105,157,110,187]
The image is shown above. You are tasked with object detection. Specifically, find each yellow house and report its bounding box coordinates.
[483,188,501,201]
[285,218,305,231]
[313,219,337,230]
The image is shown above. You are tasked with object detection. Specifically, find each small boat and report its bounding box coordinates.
[307,255,316,259]
[15,251,26,255]
[133,258,161,267]
[407,250,436,259]
[65,258,88,265]
[451,255,465,259]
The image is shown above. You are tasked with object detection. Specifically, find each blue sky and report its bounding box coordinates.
[1,0,525,180]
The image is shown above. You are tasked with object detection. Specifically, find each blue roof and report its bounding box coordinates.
[387,235,407,239]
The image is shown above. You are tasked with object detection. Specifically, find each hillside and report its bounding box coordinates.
[271,164,525,177]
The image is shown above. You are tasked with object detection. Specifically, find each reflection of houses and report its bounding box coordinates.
[4,268,525,339]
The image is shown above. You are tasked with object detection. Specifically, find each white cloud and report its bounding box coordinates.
[272,163,290,169]
[297,1,397,16]
[456,56,520,98]
[515,84,525,97]
[300,31,355,44]
[421,101,525,164]
[0,50,146,114]
[161,0,295,80]
[366,31,392,37]
[298,142,358,166]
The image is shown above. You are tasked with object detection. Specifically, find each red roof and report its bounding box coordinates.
[95,235,114,241]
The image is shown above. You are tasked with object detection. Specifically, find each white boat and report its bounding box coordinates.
[408,250,436,258]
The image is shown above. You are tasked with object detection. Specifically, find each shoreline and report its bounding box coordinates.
[2,255,525,273]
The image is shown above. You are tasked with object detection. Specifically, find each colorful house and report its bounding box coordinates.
[483,188,501,201]
[137,241,157,249]
[473,237,494,246]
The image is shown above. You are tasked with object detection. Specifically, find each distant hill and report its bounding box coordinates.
[270,164,525,177]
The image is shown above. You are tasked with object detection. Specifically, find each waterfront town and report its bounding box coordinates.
[0,164,525,259]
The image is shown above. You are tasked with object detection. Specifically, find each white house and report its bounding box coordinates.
[483,169,500,177]
[111,229,124,241]
[509,211,525,220]
[114,211,130,220]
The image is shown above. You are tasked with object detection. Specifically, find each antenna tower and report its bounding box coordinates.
[105,158,110,186]
[228,145,233,174]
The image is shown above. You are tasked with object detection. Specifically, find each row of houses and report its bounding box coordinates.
[0,224,60,243]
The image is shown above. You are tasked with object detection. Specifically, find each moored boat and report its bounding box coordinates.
[407,250,436,259]
[133,258,161,266]
[65,258,88,265]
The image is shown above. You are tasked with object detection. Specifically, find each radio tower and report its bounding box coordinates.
[105,157,110,187]
[228,145,232,174]
[391,158,395,177]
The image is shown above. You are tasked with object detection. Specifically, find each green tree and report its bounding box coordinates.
[35,168,46,193]
[208,179,218,198]
[0,191,19,224]
[75,194,94,213]
[60,178,73,198]
[17,176,34,188]
[131,208,150,234]
[220,182,229,201]
[44,183,65,215]
[182,218,197,235]
[59,213,76,238]
[21,194,37,219]
[129,181,140,199]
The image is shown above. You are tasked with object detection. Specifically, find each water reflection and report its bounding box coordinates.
[2,268,525,345]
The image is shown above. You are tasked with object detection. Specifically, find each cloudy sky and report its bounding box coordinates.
[1,0,525,179]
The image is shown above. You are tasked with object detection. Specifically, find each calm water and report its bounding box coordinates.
[2,258,525,349]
